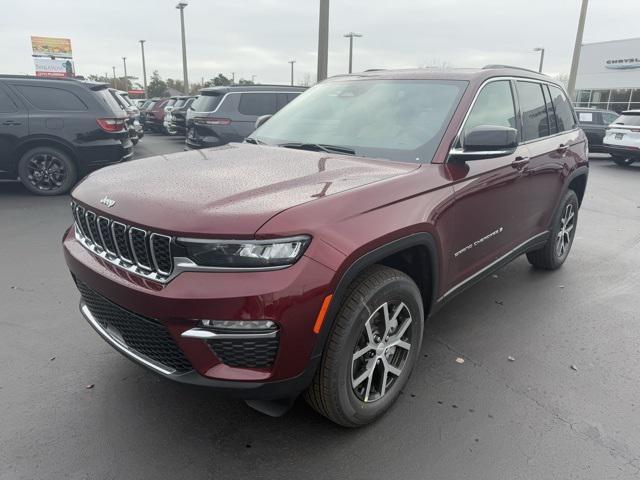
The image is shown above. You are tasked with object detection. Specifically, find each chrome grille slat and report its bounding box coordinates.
[85,211,102,248]
[129,227,153,272]
[112,221,133,263]
[70,203,175,283]
[97,216,117,257]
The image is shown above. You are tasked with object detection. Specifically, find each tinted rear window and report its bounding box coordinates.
[173,99,186,108]
[16,85,87,111]
[516,81,549,141]
[192,93,222,112]
[94,88,125,115]
[238,93,277,116]
[613,114,640,126]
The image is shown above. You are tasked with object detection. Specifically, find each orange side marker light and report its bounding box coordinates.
[313,294,333,334]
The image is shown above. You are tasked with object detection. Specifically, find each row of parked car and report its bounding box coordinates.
[575,106,640,167]
[133,85,306,150]
[1,74,638,197]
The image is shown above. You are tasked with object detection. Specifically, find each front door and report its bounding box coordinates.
[444,79,530,295]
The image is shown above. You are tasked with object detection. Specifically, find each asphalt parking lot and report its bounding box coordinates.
[1,137,639,480]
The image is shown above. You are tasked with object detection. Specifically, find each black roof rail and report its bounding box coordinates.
[482,64,541,74]
[363,69,386,72]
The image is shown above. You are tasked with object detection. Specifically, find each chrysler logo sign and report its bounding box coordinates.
[605,57,640,70]
[100,196,116,208]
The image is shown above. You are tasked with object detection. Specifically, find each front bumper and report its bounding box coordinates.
[63,228,335,398]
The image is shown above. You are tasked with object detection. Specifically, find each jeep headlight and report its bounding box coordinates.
[178,236,310,268]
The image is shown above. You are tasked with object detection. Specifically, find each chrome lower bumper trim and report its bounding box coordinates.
[80,301,176,375]
[181,327,278,340]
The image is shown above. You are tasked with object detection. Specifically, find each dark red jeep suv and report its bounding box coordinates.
[63,66,588,426]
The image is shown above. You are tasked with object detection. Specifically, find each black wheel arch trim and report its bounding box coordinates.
[311,232,440,359]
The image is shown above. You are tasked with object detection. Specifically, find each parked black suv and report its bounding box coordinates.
[0,75,132,195]
[575,107,619,153]
[185,85,306,149]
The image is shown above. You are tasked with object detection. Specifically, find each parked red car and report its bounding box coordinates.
[143,98,169,132]
[63,66,588,426]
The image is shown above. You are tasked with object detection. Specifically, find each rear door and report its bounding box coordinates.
[576,109,603,148]
[0,83,28,176]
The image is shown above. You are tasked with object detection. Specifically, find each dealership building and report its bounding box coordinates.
[574,37,640,113]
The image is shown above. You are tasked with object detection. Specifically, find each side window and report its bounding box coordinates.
[0,88,17,112]
[516,81,550,141]
[463,80,517,144]
[548,85,577,132]
[286,92,301,102]
[542,85,559,134]
[238,93,277,116]
[602,112,619,125]
[15,85,87,111]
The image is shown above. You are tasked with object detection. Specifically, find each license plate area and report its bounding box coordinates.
[615,133,625,140]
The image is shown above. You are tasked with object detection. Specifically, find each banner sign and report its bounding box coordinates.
[31,36,73,58]
[34,57,75,77]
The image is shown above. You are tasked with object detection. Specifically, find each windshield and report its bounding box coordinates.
[252,79,467,163]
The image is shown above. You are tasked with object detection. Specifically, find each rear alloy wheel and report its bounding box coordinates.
[526,189,579,270]
[304,265,424,427]
[18,147,77,196]
[612,156,636,167]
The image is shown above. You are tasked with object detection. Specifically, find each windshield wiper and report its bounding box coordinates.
[278,142,356,155]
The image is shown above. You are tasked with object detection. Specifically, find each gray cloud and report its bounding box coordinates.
[3,0,640,85]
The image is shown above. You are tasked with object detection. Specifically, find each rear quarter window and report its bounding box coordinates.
[548,85,577,132]
[15,85,87,111]
[238,93,277,116]
[95,88,126,116]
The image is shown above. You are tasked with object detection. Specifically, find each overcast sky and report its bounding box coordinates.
[2,0,640,86]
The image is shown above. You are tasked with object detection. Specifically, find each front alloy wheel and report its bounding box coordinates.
[305,265,424,427]
[351,301,413,402]
[18,147,77,196]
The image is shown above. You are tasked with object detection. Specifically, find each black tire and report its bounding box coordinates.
[304,265,424,427]
[526,189,579,270]
[18,146,77,196]
[611,156,636,167]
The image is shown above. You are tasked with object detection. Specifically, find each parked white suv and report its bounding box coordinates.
[602,110,640,166]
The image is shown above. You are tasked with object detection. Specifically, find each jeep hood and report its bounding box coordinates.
[72,143,419,236]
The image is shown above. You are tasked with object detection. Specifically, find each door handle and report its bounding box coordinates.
[557,144,569,156]
[511,156,530,169]
[2,120,22,126]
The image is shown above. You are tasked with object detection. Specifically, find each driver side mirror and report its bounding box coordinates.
[449,125,518,161]
[255,114,273,130]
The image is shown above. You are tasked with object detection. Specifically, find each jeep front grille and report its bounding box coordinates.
[71,202,174,282]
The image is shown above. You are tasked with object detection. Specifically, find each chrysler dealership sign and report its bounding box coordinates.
[605,58,640,70]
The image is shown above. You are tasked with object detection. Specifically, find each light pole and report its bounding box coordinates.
[289,60,296,86]
[139,40,148,97]
[122,57,128,88]
[533,47,545,73]
[176,2,189,94]
[112,66,116,88]
[317,0,329,82]
[567,0,589,99]
[344,32,362,74]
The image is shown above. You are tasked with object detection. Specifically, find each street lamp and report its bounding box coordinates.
[344,32,363,74]
[567,0,589,99]
[317,0,329,82]
[122,57,128,85]
[533,47,545,73]
[112,66,116,88]
[139,40,148,98]
[288,60,296,86]
[176,2,189,94]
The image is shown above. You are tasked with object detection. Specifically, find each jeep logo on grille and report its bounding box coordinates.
[100,196,116,208]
